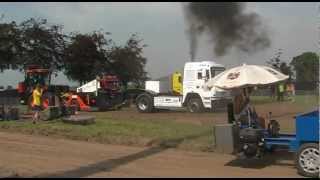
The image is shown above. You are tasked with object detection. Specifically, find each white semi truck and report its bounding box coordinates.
[135,61,232,113]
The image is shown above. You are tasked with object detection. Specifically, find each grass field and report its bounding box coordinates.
[0,95,318,152]
[0,113,215,152]
[251,95,319,110]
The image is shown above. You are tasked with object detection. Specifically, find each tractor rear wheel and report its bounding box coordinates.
[42,92,53,109]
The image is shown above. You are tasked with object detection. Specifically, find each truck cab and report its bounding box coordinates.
[182,61,230,110]
[136,61,232,113]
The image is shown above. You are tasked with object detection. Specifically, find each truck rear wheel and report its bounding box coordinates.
[296,143,319,178]
[136,94,154,113]
[187,98,204,113]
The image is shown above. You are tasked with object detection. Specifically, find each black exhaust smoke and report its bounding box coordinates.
[183,2,271,60]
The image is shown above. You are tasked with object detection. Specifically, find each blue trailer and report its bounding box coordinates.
[264,109,319,177]
[236,108,319,177]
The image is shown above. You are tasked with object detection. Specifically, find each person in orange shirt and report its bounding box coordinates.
[32,84,43,124]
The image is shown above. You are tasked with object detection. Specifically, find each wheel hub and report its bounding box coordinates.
[190,103,198,112]
[299,147,319,174]
[138,100,147,110]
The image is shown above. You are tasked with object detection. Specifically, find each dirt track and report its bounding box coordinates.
[0,131,300,178]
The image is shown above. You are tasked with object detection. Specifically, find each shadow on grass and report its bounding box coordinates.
[33,131,211,178]
[224,151,295,169]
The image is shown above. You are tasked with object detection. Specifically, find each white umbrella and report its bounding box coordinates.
[206,64,289,90]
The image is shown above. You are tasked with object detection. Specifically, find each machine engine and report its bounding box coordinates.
[238,128,265,158]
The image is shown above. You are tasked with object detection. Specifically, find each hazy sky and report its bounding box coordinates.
[0,2,318,87]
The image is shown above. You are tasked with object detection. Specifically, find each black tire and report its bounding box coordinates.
[70,99,81,111]
[187,98,204,113]
[96,93,108,111]
[296,143,319,178]
[42,92,54,108]
[62,115,95,125]
[53,95,61,107]
[42,91,51,101]
[136,93,154,113]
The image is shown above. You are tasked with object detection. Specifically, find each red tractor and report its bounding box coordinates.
[17,65,69,111]
[63,74,126,111]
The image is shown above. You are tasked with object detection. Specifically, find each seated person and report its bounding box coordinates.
[233,88,265,129]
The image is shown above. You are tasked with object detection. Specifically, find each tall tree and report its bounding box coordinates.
[290,52,319,89]
[0,20,22,71]
[109,34,148,88]
[18,18,66,72]
[0,17,66,77]
[267,49,293,80]
[63,31,112,85]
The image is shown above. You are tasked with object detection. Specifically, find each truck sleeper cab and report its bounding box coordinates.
[136,61,232,113]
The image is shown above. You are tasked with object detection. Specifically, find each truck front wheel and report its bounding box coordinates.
[136,94,154,113]
[187,98,204,113]
[296,143,319,178]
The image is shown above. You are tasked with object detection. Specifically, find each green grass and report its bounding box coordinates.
[251,95,319,109]
[0,114,215,152]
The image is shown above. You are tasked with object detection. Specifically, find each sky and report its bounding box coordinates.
[0,2,318,87]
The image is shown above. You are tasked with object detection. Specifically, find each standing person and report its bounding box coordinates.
[32,84,43,124]
[291,83,296,102]
[278,82,285,101]
[286,82,293,100]
[288,82,296,102]
[270,85,275,100]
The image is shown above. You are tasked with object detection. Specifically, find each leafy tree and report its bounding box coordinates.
[63,31,112,85]
[0,17,66,78]
[290,52,319,89]
[63,32,148,87]
[267,49,293,81]
[109,34,148,88]
[0,16,149,88]
[0,20,22,71]
[18,18,66,72]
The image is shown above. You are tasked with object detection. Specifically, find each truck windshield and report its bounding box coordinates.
[210,67,225,78]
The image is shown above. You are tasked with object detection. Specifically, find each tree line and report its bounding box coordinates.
[0,17,148,87]
[267,49,319,90]
[0,16,318,90]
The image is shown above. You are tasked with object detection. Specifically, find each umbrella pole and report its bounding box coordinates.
[248,109,251,128]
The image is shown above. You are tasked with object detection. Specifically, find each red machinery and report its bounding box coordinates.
[18,65,69,110]
[63,74,125,111]
[17,66,125,112]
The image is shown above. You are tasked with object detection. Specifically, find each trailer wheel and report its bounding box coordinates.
[296,143,319,178]
[187,98,204,113]
[136,94,153,113]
